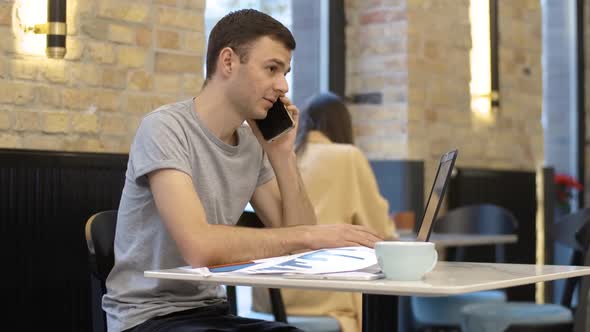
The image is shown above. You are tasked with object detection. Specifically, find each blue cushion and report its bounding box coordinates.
[241,310,341,332]
[460,302,573,332]
[412,290,507,326]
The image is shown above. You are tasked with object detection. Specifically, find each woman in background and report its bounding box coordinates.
[252,91,397,332]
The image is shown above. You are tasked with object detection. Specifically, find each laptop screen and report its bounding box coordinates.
[416,149,458,242]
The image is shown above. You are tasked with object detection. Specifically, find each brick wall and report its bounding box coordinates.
[345,0,543,189]
[0,0,205,153]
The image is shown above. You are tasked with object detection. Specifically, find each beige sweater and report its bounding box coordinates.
[252,131,396,332]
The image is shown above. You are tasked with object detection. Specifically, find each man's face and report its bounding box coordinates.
[229,36,292,120]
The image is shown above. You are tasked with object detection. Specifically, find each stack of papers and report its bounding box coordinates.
[182,246,383,280]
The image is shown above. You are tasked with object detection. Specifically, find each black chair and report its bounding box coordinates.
[411,204,518,332]
[84,210,118,332]
[84,210,276,332]
[84,210,316,332]
[460,208,590,332]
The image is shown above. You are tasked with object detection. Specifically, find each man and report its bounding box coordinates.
[103,9,382,332]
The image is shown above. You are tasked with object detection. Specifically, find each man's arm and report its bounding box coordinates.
[249,152,316,228]
[149,168,381,268]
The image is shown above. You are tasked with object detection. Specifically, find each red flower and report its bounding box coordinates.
[554,173,583,213]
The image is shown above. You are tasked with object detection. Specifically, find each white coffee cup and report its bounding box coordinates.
[375,241,438,281]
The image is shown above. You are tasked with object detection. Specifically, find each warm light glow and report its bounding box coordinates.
[12,0,48,56]
[469,0,492,119]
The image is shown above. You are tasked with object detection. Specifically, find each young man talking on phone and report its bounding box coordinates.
[103,9,383,332]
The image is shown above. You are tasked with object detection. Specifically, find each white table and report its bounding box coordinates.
[145,262,590,332]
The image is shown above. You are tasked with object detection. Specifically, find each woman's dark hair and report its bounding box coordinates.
[204,9,296,84]
[295,92,354,155]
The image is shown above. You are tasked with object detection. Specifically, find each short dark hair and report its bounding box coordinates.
[204,9,296,83]
[295,92,354,155]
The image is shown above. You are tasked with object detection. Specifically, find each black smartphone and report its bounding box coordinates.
[255,99,295,142]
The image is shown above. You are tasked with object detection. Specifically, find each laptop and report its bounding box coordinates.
[282,149,459,281]
[416,149,459,242]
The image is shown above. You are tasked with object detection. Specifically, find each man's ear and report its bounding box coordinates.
[218,47,236,77]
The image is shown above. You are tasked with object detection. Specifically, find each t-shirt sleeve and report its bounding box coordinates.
[129,113,192,183]
[257,151,275,187]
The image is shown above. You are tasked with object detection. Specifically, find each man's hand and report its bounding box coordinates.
[301,224,385,250]
[247,95,299,159]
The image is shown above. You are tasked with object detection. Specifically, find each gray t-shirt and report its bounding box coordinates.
[102,99,274,331]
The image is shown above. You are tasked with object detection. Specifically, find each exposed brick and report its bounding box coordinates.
[360,8,406,25]
[37,86,62,107]
[102,68,128,89]
[157,30,180,50]
[128,70,153,91]
[22,135,64,151]
[125,94,174,114]
[81,19,109,40]
[117,46,148,69]
[0,3,11,26]
[62,89,94,110]
[14,111,40,131]
[42,61,67,83]
[0,110,11,129]
[108,24,136,44]
[42,111,70,133]
[10,60,38,80]
[136,27,153,47]
[72,113,99,133]
[183,0,206,10]
[0,81,35,105]
[65,38,84,61]
[95,90,121,111]
[0,133,20,148]
[157,7,203,31]
[63,136,105,152]
[157,0,177,6]
[66,0,79,35]
[87,41,116,64]
[70,63,102,87]
[100,114,128,135]
[155,74,181,94]
[183,32,205,54]
[98,2,151,23]
[155,52,201,73]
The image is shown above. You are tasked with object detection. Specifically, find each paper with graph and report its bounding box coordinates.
[182,246,378,276]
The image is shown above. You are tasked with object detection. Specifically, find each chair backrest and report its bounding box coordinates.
[433,203,518,235]
[573,214,590,332]
[549,208,590,310]
[85,210,118,282]
[84,210,117,332]
[433,204,518,263]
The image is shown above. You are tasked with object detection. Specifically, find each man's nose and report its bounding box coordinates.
[274,75,289,95]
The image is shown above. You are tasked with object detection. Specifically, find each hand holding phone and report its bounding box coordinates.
[254,99,295,142]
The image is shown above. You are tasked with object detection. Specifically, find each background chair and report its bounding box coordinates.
[410,204,518,331]
[460,208,590,332]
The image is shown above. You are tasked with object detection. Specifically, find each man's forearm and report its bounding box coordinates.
[189,224,311,267]
[268,152,317,226]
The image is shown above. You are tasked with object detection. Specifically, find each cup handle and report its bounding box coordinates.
[425,249,438,273]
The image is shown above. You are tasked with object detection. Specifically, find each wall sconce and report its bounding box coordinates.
[19,0,66,59]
